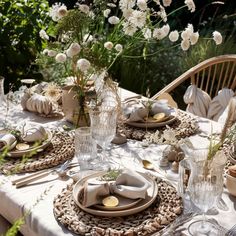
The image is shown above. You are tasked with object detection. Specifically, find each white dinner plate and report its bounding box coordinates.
[72,171,158,217]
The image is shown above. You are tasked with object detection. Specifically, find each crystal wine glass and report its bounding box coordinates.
[89,105,117,170]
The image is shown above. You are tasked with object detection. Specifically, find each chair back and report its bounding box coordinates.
[152,55,236,100]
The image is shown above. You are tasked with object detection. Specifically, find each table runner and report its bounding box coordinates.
[53,177,183,236]
[0,131,74,174]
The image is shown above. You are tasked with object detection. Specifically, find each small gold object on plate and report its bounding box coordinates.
[102,196,119,207]
[15,143,30,151]
[153,112,166,122]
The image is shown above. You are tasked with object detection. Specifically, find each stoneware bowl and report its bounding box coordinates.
[226,171,236,197]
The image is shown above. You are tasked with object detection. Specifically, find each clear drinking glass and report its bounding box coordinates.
[89,105,117,170]
[74,127,97,170]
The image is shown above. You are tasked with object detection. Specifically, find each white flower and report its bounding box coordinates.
[104,41,114,50]
[107,3,117,8]
[58,5,68,18]
[122,22,138,36]
[137,0,147,11]
[142,28,152,39]
[77,59,91,72]
[181,40,190,51]
[162,24,170,36]
[153,25,169,40]
[55,53,67,63]
[66,43,81,58]
[184,0,196,12]
[119,0,135,11]
[79,4,90,14]
[39,29,49,40]
[83,34,93,43]
[103,9,111,18]
[49,3,67,21]
[157,5,167,22]
[213,31,223,45]
[115,44,123,52]
[129,10,146,29]
[169,30,179,42]
[162,0,172,7]
[108,16,120,25]
[122,8,133,19]
[190,32,199,45]
[42,49,49,55]
[48,50,57,57]
[181,24,194,40]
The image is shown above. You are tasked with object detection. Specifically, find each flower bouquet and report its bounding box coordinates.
[36,0,223,126]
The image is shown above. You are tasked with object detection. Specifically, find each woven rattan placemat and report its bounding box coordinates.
[0,131,74,174]
[53,177,183,236]
[118,110,199,142]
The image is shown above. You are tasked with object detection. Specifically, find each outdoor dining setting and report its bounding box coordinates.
[0,0,236,236]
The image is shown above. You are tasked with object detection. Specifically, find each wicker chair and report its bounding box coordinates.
[152,55,236,103]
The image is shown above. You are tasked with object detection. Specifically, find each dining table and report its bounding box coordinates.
[0,88,236,236]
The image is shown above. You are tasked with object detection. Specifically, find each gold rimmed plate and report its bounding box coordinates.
[7,129,53,158]
[72,171,158,217]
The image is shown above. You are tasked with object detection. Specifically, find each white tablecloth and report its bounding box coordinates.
[0,89,235,236]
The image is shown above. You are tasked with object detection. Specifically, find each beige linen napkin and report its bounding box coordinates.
[207,88,234,121]
[80,170,150,208]
[19,122,47,142]
[184,85,211,118]
[0,133,16,151]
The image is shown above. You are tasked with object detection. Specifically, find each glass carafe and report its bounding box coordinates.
[179,150,226,235]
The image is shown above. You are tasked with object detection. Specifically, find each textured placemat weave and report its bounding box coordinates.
[118,110,199,142]
[0,131,74,174]
[53,178,183,236]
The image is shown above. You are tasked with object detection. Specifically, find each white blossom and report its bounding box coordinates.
[48,50,57,57]
[142,28,152,39]
[137,0,147,11]
[153,25,169,40]
[157,5,167,22]
[184,0,196,12]
[78,4,90,14]
[77,59,91,72]
[83,34,93,43]
[122,22,138,36]
[42,49,49,55]
[129,10,146,29]
[58,5,68,18]
[213,31,223,45]
[162,0,172,7]
[107,3,117,8]
[169,30,179,42]
[104,41,114,50]
[55,53,67,63]
[181,40,190,51]
[66,43,81,58]
[162,24,170,36]
[190,32,199,45]
[103,9,111,18]
[39,29,49,40]
[181,24,194,40]
[115,44,123,52]
[108,16,120,25]
[122,8,133,19]
[119,0,135,11]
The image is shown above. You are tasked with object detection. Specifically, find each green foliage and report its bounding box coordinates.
[5,218,25,236]
[0,0,50,91]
